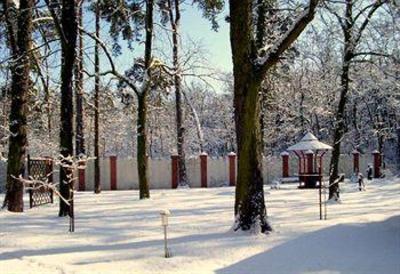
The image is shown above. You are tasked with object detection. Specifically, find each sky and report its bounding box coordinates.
[179,3,232,72]
[99,3,233,93]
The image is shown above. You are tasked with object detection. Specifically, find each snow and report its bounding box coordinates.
[1,177,399,274]
[287,132,333,151]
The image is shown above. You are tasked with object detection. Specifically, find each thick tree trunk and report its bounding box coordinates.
[229,0,317,232]
[94,2,101,194]
[137,94,150,199]
[234,79,272,233]
[59,0,77,217]
[75,1,85,157]
[328,0,353,199]
[168,0,188,186]
[3,0,33,212]
[229,1,271,233]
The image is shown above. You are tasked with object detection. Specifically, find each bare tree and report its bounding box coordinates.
[326,0,387,199]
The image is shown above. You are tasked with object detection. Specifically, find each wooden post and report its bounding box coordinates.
[352,150,360,173]
[200,152,208,188]
[47,158,54,203]
[372,150,381,178]
[171,154,179,189]
[281,151,289,178]
[228,152,236,186]
[110,155,117,190]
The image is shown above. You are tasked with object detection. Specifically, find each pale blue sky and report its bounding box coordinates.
[79,3,232,93]
[180,3,232,72]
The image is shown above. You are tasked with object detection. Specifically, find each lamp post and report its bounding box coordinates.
[160,209,171,258]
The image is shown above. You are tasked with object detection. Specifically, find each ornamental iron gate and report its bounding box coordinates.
[27,155,54,208]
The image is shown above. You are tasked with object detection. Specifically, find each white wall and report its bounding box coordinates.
[0,153,388,192]
[208,157,229,187]
[186,157,201,187]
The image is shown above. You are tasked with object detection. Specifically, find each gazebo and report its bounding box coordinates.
[287,133,332,188]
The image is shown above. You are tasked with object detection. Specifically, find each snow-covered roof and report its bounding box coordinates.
[287,133,332,151]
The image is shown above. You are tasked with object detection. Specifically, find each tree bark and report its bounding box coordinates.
[59,0,77,217]
[137,94,150,198]
[328,0,386,199]
[2,0,33,212]
[168,0,188,186]
[75,1,85,157]
[137,0,154,199]
[230,1,271,233]
[328,0,353,199]
[229,0,318,232]
[94,1,101,194]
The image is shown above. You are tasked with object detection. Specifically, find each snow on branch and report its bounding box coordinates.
[353,0,387,45]
[256,0,319,71]
[12,175,71,206]
[80,27,169,98]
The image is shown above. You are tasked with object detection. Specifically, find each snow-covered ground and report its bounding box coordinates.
[1,177,399,274]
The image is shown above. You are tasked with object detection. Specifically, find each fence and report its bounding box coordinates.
[0,151,391,192]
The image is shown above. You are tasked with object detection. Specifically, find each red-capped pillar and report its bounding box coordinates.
[228,152,236,186]
[352,150,360,173]
[281,151,290,178]
[171,154,179,189]
[78,159,86,191]
[200,152,208,188]
[372,150,381,178]
[110,155,117,190]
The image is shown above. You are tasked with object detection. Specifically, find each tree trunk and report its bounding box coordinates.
[234,78,272,233]
[229,1,271,233]
[94,1,101,194]
[137,94,150,199]
[75,1,85,157]
[352,101,361,149]
[182,90,204,152]
[328,0,353,199]
[59,0,77,217]
[136,0,154,199]
[3,0,33,212]
[229,0,317,232]
[168,0,188,186]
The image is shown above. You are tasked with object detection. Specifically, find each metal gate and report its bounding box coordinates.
[27,155,54,208]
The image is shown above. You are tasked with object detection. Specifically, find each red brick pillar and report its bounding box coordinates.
[200,152,208,188]
[281,151,289,178]
[352,150,360,173]
[228,152,236,186]
[305,150,314,174]
[78,160,86,191]
[110,155,117,190]
[171,154,179,189]
[372,150,381,178]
